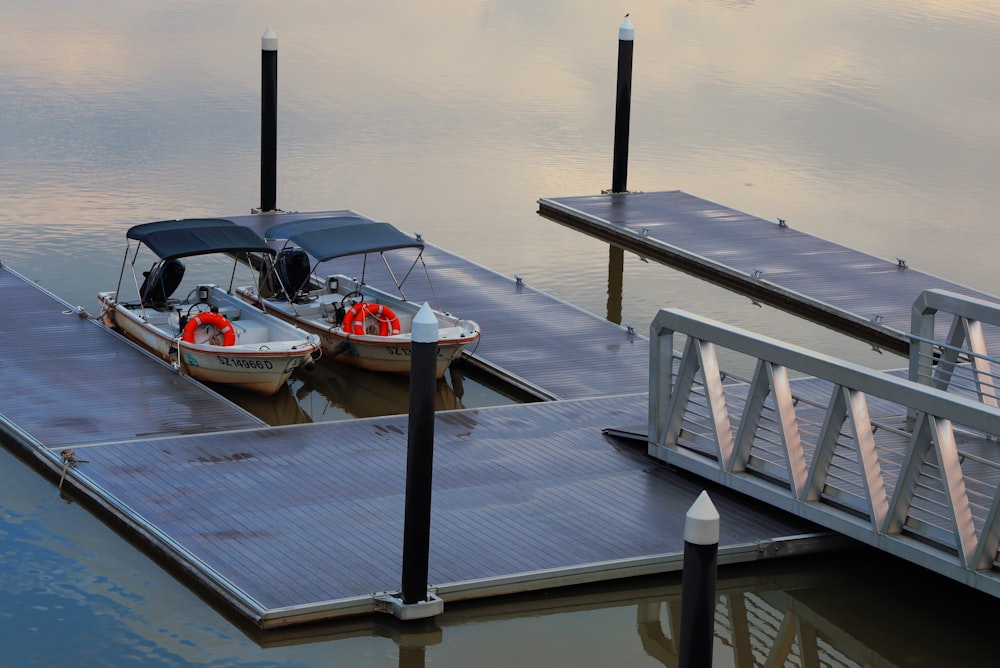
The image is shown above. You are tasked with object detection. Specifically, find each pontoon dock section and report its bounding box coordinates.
[0,247,836,630]
[538,190,1000,354]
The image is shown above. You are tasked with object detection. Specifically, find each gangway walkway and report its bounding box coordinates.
[636,304,1000,597]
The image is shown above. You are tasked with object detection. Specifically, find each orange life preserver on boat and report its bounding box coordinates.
[182,311,236,346]
[341,302,400,337]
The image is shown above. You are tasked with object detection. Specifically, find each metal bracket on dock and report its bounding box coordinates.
[373,590,444,620]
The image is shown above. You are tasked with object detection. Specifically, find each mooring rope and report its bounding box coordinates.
[58,448,88,491]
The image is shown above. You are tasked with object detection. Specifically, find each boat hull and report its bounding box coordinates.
[98,291,320,395]
[236,282,479,379]
[319,328,468,378]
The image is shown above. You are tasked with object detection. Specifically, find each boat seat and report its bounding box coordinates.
[217,306,241,320]
[294,303,322,316]
[142,311,173,326]
[235,321,269,344]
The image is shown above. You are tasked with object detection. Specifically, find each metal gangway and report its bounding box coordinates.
[647,289,1000,597]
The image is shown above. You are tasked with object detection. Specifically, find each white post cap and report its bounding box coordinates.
[619,16,634,41]
[262,27,278,51]
[684,490,720,545]
[412,303,439,343]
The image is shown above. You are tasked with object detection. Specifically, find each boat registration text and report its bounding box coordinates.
[217,356,275,369]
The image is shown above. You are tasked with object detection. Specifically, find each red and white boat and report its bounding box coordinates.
[98,218,321,395]
[236,216,480,378]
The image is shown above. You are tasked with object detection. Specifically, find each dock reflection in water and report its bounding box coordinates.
[250,551,998,667]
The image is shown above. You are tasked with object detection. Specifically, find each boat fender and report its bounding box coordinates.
[181,311,236,346]
[341,302,400,337]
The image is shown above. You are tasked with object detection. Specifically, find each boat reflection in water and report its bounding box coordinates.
[292,359,467,422]
[217,359,490,425]
[215,382,313,426]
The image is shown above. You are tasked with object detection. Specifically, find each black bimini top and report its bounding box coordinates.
[127,218,274,261]
[264,216,424,263]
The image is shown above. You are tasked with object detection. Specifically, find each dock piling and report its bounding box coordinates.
[611,15,635,194]
[399,303,444,615]
[679,490,719,668]
[260,27,278,212]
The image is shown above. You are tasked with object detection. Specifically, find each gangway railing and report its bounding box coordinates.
[648,308,1000,598]
[910,289,1000,409]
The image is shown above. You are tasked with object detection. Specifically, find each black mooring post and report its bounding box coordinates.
[679,491,719,668]
[611,15,635,194]
[260,27,278,213]
[400,303,439,605]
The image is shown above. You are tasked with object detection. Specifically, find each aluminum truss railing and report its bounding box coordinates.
[910,289,1000,409]
[648,308,1000,597]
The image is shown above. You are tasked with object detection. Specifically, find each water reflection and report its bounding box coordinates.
[245,550,999,666]
[291,360,466,421]
[607,245,624,325]
[216,357,515,425]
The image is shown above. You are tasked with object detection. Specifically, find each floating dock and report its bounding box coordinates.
[538,190,1000,354]
[538,190,1000,599]
[0,239,835,630]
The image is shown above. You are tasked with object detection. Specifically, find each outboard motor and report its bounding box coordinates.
[139,259,185,309]
[275,248,312,302]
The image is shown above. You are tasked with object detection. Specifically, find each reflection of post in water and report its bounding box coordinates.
[398,644,425,668]
[635,587,887,667]
[395,621,441,668]
[607,245,624,324]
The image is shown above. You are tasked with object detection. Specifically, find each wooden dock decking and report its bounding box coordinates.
[538,191,1000,354]
[0,249,834,629]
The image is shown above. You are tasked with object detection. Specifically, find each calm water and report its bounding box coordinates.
[3,1,1000,665]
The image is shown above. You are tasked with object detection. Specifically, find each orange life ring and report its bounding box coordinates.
[341,302,400,337]
[182,311,236,346]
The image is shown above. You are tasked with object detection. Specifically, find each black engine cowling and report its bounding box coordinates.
[271,248,312,301]
[139,259,185,309]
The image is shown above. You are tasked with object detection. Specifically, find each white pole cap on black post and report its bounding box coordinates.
[377,303,444,620]
[259,27,278,213]
[611,15,635,194]
[679,490,719,668]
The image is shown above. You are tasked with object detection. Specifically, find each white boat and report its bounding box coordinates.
[235,216,480,378]
[98,218,322,395]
